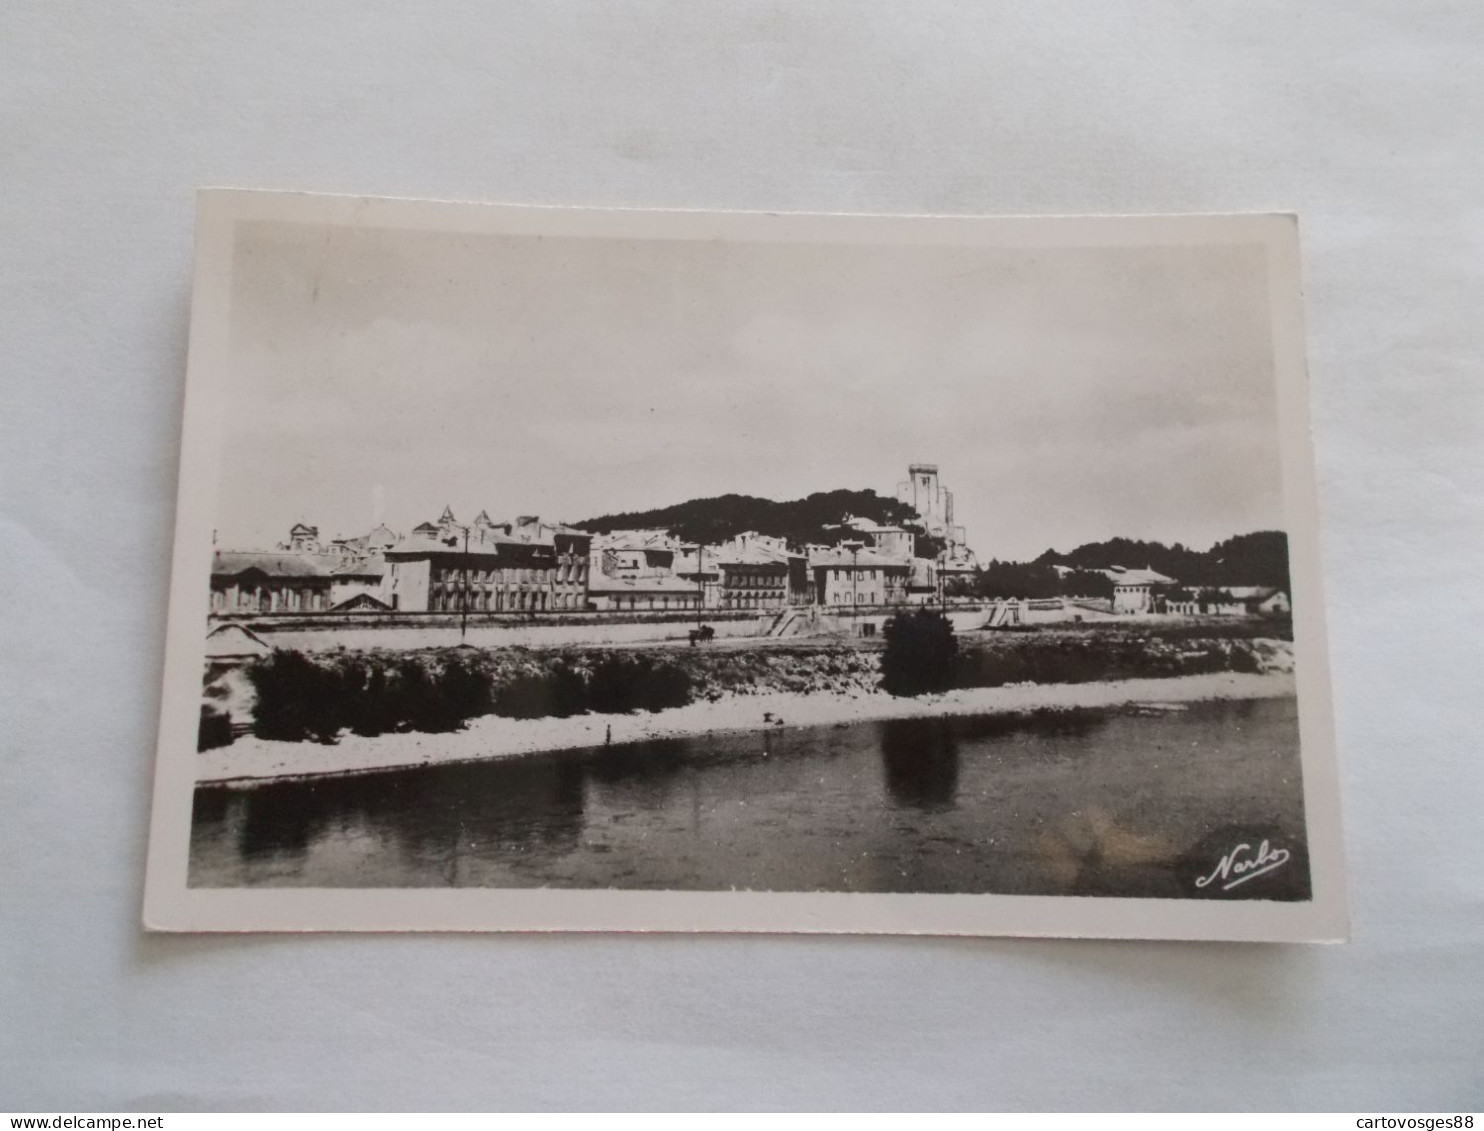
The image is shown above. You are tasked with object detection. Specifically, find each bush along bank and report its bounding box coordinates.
[241,648,708,745]
[881,609,960,696]
[951,630,1290,688]
[224,645,885,747]
[217,633,1290,749]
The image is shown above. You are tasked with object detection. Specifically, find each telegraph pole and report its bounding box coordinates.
[842,539,865,634]
[695,541,706,627]
[461,524,470,642]
[852,544,858,620]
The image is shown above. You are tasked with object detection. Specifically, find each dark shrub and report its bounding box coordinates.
[494,661,588,720]
[586,655,634,714]
[197,707,234,752]
[1227,645,1262,674]
[1260,613,1294,642]
[247,649,346,743]
[341,657,404,737]
[586,654,693,714]
[881,609,959,696]
[636,661,692,713]
[387,655,489,733]
[438,657,493,729]
[949,630,1276,689]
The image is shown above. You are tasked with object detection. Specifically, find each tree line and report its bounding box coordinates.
[573,489,940,553]
[954,531,1290,601]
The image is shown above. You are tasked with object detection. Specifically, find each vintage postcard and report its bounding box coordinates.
[143,191,1347,940]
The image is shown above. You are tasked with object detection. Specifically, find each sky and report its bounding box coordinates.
[217,219,1284,561]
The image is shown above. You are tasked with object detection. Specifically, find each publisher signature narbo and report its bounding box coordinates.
[1195,839,1291,892]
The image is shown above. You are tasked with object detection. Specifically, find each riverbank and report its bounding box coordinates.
[196,669,1296,787]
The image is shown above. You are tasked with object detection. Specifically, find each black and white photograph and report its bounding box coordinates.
[143,192,1344,939]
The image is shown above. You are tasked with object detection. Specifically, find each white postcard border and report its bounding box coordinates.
[143,190,1348,942]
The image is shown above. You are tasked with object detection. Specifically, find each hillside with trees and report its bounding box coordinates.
[573,489,944,552]
[1033,531,1290,589]
[962,531,1291,600]
[574,488,1288,596]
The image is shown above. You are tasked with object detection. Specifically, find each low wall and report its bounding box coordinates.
[214,604,1000,651]
[213,608,758,631]
[247,613,764,653]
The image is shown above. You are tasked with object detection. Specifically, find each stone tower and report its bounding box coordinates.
[896,462,959,541]
[902,463,943,523]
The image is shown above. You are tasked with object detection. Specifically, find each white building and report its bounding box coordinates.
[808,546,910,607]
[1106,565,1176,614]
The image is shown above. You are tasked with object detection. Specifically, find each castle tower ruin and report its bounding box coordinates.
[897,463,955,534]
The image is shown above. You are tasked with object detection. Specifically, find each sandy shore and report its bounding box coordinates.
[196,670,1296,787]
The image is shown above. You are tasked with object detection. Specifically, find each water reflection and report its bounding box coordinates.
[191,698,1311,898]
[1176,823,1313,901]
[195,756,588,884]
[879,718,960,811]
[1036,806,1181,898]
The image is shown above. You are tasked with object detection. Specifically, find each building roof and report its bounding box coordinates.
[718,544,795,567]
[212,551,333,579]
[1222,585,1283,599]
[938,556,979,574]
[384,541,550,562]
[488,517,591,545]
[908,559,937,588]
[204,622,271,658]
[671,547,721,575]
[808,547,911,570]
[842,516,909,536]
[330,592,393,612]
[330,554,386,579]
[591,529,679,552]
[365,524,400,549]
[1105,566,1176,586]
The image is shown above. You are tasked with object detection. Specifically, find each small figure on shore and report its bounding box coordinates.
[763,711,774,724]
[605,724,612,745]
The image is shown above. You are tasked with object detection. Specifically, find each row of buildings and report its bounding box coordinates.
[208,463,983,617]
[1054,564,1290,617]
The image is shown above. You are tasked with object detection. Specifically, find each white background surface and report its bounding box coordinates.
[2,1,1480,1112]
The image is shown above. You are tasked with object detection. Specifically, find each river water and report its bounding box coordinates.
[189,697,1310,899]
